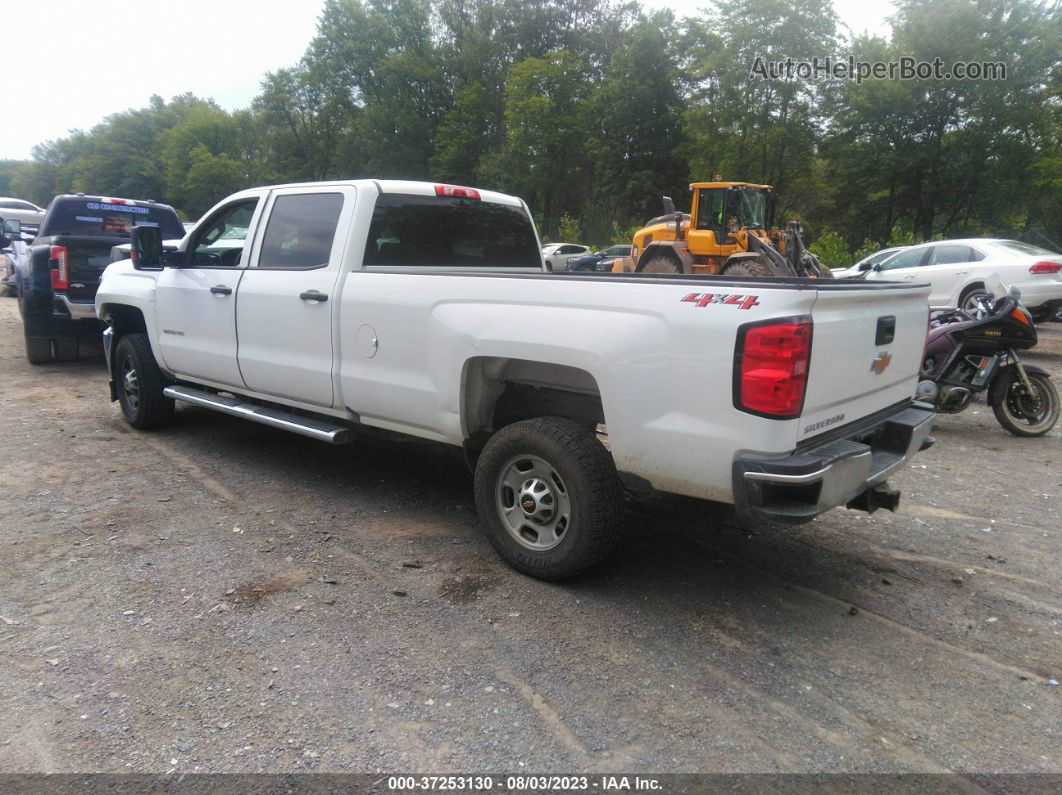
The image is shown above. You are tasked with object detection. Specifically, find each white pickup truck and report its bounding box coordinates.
[95,180,935,579]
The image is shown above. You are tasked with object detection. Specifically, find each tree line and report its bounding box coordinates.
[0,0,1057,263]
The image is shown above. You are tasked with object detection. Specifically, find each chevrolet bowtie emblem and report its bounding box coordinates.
[870,351,892,375]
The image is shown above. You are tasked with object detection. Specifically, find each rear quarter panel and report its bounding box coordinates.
[338,273,819,502]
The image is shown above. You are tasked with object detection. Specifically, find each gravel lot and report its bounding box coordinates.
[0,296,1059,775]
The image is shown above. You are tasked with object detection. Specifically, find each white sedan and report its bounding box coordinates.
[859,238,1062,321]
[541,243,590,272]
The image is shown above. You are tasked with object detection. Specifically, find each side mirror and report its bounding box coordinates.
[131,225,164,270]
[1008,285,1021,302]
[871,263,883,272]
[2,219,20,237]
[858,262,872,271]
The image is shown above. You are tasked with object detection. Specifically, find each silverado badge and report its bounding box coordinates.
[870,351,892,375]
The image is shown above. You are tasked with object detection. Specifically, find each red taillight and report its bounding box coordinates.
[434,184,480,200]
[49,245,69,290]
[735,317,813,418]
[1029,261,1061,274]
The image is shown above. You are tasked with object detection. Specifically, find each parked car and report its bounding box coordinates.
[97,179,934,579]
[832,247,908,278]
[541,242,590,271]
[16,194,184,363]
[0,197,46,240]
[566,244,632,272]
[857,239,1062,322]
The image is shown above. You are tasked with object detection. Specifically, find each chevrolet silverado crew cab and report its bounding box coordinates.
[18,194,184,363]
[95,180,935,579]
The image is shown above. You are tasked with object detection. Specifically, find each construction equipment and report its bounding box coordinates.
[612,181,832,278]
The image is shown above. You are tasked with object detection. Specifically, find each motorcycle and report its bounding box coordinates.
[916,279,1059,436]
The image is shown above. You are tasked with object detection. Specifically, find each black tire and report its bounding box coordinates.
[24,335,52,364]
[722,257,775,277]
[992,372,1059,437]
[639,255,681,274]
[474,417,622,580]
[53,336,79,362]
[114,333,174,429]
[1030,307,1052,324]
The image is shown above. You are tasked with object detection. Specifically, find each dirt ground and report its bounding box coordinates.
[0,296,1058,776]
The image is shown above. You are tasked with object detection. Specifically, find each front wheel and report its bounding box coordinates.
[114,333,174,429]
[993,372,1059,437]
[474,417,623,579]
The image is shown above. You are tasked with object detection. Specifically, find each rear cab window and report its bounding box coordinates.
[39,197,184,240]
[364,193,540,269]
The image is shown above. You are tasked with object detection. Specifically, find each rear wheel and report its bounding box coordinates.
[114,333,174,429]
[474,417,622,580]
[53,337,79,362]
[959,286,987,316]
[722,257,775,277]
[993,372,1059,437]
[640,255,681,274]
[24,335,52,364]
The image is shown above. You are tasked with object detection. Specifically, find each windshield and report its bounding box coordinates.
[727,187,767,229]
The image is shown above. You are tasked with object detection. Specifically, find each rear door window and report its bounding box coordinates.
[259,193,344,270]
[364,194,540,269]
[927,245,974,265]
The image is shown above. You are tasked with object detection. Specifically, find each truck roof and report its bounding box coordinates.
[221,179,525,208]
[688,182,773,190]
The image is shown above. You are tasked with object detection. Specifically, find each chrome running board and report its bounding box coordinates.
[163,385,353,444]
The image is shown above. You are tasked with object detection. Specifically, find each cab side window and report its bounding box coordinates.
[696,188,725,230]
[259,193,344,270]
[190,200,258,267]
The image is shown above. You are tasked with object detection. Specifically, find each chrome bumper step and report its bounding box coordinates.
[163,385,353,444]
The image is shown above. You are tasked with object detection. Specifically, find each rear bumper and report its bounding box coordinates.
[733,402,935,523]
[1011,282,1062,311]
[55,294,98,319]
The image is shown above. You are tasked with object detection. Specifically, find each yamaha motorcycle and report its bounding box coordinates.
[916,282,1059,436]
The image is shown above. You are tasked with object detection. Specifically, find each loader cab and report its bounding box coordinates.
[688,182,772,253]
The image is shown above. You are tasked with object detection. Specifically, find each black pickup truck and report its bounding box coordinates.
[16,194,184,363]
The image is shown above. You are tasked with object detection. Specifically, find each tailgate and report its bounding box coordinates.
[799,284,930,443]
[55,235,126,303]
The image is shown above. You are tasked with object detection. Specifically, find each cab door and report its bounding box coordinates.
[235,187,354,407]
[154,196,264,386]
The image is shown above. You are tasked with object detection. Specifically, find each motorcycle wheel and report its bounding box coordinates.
[993,372,1060,437]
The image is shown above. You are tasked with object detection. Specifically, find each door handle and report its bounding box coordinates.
[299,290,328,302]
[210,285,232,296]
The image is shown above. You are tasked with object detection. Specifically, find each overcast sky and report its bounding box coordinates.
[1,0,894,161]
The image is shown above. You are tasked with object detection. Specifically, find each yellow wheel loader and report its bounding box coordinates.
[612,181,832,278]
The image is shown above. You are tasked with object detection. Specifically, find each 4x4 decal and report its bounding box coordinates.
[681,292,760,310]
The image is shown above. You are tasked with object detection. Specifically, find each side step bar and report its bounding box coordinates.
[163,385,354,444]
